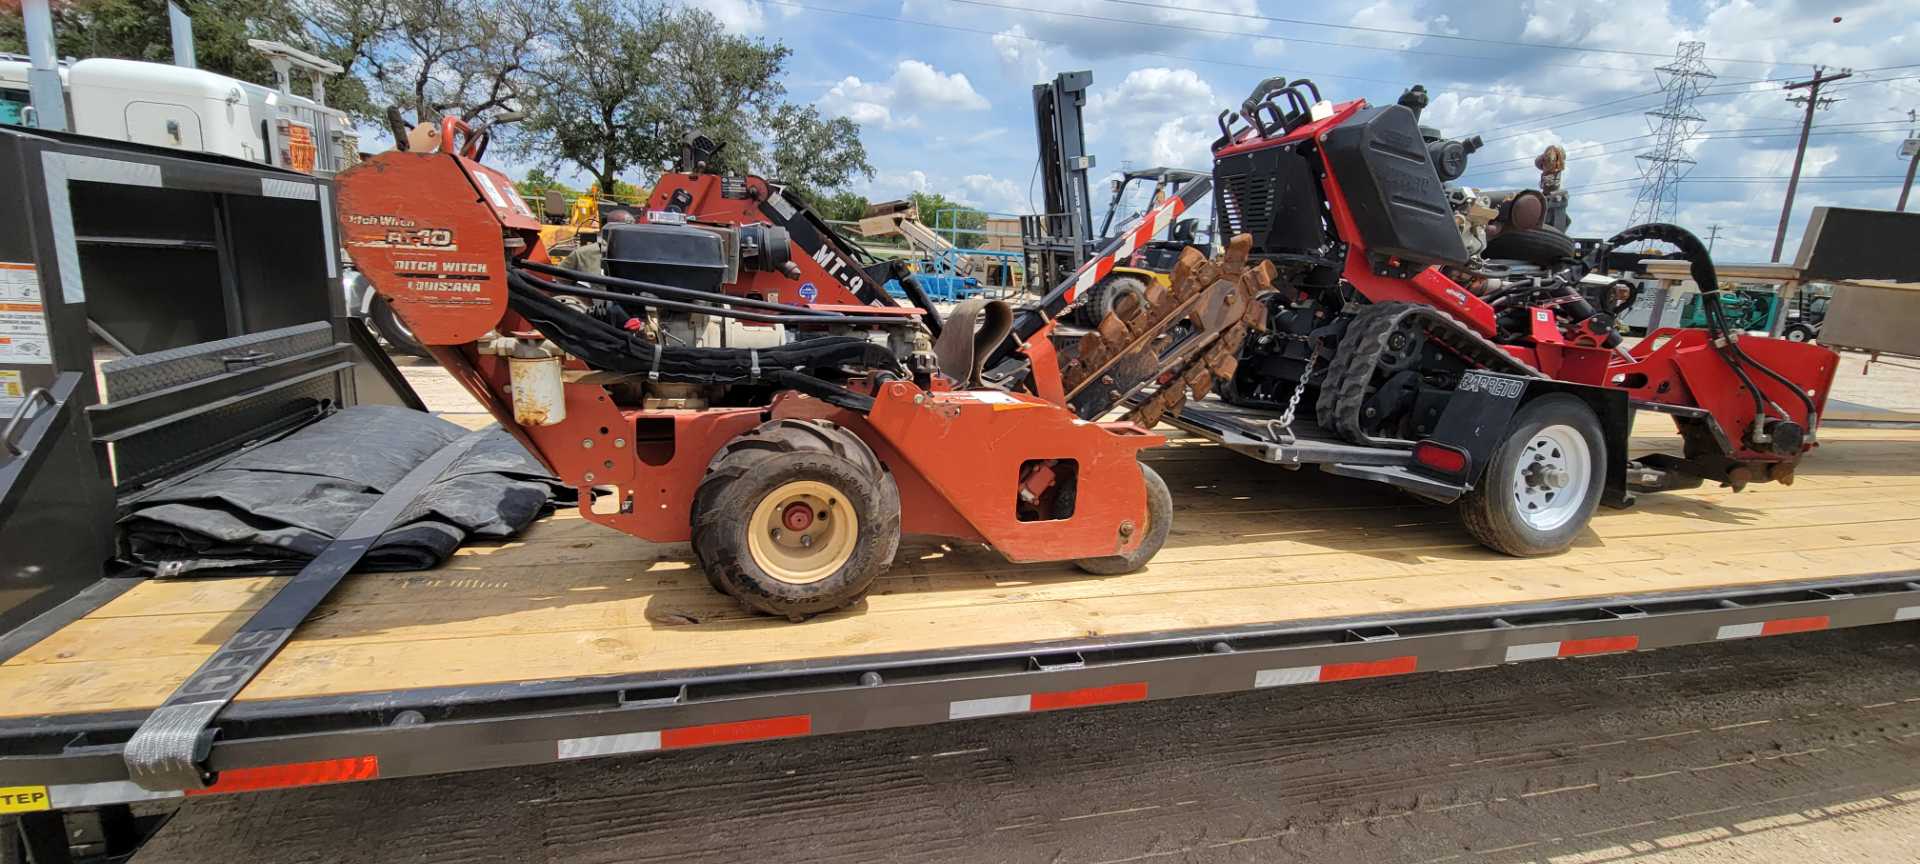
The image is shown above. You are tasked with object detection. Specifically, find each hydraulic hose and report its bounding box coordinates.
[503,269,891,413]
[1605,224,1817,422]
[513,267,915,328]
[521,260,816,315]
[894,272,944,339]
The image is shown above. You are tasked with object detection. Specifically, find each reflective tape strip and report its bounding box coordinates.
[1255,655,1418,687]
[660,715,811,749]
[1070,266,1098,302]
[1716,616,1829,640]
[1061,193,1189,303]
[1897,606,1920,621]
[558,730,661,759]
[183,755,379,796]
[949,682,1147,720]
[1504,635,1640,663]
[38,781,183,809]
[557,715,811,760]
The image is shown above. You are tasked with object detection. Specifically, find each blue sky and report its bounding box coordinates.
[676,0,1919,262]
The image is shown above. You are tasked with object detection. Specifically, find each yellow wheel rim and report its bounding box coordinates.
[746,480,857,585]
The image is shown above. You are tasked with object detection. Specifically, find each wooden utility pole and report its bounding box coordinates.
[1705,223,1721,252]
[1898,109,1918,212]
[1771,67,1852,262]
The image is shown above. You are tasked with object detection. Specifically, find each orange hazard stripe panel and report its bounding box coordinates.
[186,755,379,796]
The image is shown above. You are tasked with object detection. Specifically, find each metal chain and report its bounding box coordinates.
[1267,337,1322,445]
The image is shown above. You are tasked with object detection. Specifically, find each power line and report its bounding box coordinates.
[1471,77,1794,142]
[940,0,1672,79]
[1460,120,1915,180]
[755,0,1589,104]
[1566,175,1906,194]
[1090,0,1802,67]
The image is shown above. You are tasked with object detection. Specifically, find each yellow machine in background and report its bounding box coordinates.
[535,192,605,255]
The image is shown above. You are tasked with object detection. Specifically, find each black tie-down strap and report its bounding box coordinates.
[122,430,490,791]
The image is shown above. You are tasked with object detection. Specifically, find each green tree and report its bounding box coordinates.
[513,0,670,196]
[515,0,870,197]
[767,103,872,199]
[909,191,987,234]
[514,167,575,198]
[298,0,557,125]
[807,189,871,224]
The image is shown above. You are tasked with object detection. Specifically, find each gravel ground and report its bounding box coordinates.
[132,625,1920,864]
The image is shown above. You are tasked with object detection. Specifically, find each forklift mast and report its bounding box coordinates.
[1024,70,1098,291]
[1033,70,1096,246]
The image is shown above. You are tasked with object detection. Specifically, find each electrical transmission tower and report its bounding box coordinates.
[1628,42,1715,226]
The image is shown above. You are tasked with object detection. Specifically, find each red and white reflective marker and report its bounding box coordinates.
[948,682,1148,719]
[1715,615,1829,640]
[557,715,811,759]
[1254,655,1417,688]
[1060,195,1187,305]
[185,755,379,796]
[1503,635,1641,663]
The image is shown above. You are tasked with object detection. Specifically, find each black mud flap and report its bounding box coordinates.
[1421,371,1632,509]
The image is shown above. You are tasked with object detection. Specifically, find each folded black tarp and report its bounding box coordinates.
[121,406,569,575]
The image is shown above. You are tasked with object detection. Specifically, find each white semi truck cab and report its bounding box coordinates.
[0,47,357,176]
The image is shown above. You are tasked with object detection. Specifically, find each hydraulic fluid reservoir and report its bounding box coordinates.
[508,339,566,426]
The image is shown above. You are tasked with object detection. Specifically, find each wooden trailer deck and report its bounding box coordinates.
[3,418,1917,720]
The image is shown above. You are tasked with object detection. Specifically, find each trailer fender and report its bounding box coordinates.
[1424,372,1631,508]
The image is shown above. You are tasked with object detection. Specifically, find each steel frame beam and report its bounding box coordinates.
[1,571,1916,813]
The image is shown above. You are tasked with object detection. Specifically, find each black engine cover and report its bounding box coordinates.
[604,223,729,294]
[1213,143,1326,259]
[1320,104,1469,267]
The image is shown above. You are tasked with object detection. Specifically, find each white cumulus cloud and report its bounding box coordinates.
[819,60,990,130]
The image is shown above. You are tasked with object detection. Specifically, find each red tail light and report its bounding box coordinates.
[1412,441,1469,475]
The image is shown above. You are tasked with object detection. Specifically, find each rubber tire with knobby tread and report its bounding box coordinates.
[1457,394,1606,557]
[1073,462,1173,575]
[1077,275,1150,327]
[691,419,900,618]
[368,295,431,358]
[1783,323,1815,343]
[1484,226,1577,265]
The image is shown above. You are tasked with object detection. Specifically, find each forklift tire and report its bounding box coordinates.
[691,419,901,619]
[1458,394,1606,557]
[368,295,431,358]
[1078,275,1149,326]
[1484,226,1577,265]
[1073,462,1172,575]
[1783,323,1815,343]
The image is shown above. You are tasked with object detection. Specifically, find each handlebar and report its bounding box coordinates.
[438,116,490,161]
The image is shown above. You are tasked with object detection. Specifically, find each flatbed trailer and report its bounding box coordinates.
[3,416,1918,855]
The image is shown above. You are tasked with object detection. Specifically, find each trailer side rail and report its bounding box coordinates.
[1,570,1916,814]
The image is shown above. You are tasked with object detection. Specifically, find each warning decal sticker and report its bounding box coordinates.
[0,262,51,365]
[0,785,51,814]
